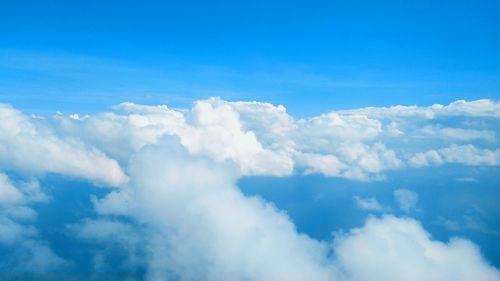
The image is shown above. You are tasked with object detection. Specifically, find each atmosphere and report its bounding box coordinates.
[1,1,499,281]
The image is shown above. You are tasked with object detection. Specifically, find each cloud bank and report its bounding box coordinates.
[0,98,499,280]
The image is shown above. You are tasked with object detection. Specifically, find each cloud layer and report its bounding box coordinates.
[0,98,499,280]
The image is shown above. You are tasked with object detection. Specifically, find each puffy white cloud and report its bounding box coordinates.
[50,98,500,181]
[297,142,401,181]
[81,141,499,281]
[409,149,444,167]
[339,99,500,119]
[410,145,500,167]
[417,126,496,143]
[353,196,385,212]
[182,99,294,176]
[333,215,500,281]
[0,173,67,275]
[393,189,419,212]
[90,141,337,281]
[296,112,382,147]
[0,173,24,205]
[0,104,127,187]
[222,99,296,145]
[1,98,499,280]
[55,98,294,177]
[440,145,500,166]
[3,98,500,183]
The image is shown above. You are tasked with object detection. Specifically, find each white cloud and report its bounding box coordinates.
[1,98,500,279]
[410,145,500,167]
[455,177,478,183]
[0,104,128,187]
[417,125,496,143]
[0,173,67,274]
[84,142,498,281]
[333,215,500,281]
[339,99,500,119]
[409,149,444,167]
[46,98,500,182]
[0,173,24,205]
[3,98,500,183]
[353,196,385,212]
[91,141,336,281]
[393,189,419,212]
[296,143,401,181]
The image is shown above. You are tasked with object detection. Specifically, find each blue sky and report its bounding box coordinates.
[1,1,500,281]
[1,0,499,116]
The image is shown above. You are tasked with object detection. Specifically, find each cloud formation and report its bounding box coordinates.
[393,189,419,212]
[52,98,500,181]
[0,173,67,277]
[0,98,499,280]
[410,145,500,167]
[83,142,500,281]
[0,104,127,186]
[334,216,500,281]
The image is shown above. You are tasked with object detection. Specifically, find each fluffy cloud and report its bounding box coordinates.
[53,98,406,180]
[78,142,499,281]
[353,196,385,212]
[410,145,500,167]
[3,98,500,183]
[417,126,496,143]
[0,173,24,205]
[0,104,127,187]
[297,142,401,181]
[0,173,67,276]
[339,99,500,119]
[90,141,337,281]
[43,98,500,182]
[1,98,499,280]
[393,189,419,212]
[333,215,500,281]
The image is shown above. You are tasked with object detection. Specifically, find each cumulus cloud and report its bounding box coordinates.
[90,141,337,281]
[353,196,385,212]
[0,173,67,276]
[333,215,500,281]
[339,99,500,119]
[0,104,127,186]
[417,126,496,143]
[410,145,500,167]
[53,97,405,180]
[47,98,500,181]
[1,98,499,280]
[80,142,499,281]
[393,189,419,212]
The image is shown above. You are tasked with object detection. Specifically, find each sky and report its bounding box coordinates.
[1,1,500,281]
[1,0,500,115]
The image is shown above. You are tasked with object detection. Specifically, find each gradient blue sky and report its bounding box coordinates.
[1,0,499,116]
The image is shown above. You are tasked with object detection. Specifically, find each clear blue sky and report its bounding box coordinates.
[1,0,499,116]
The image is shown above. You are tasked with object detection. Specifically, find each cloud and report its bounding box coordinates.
[455,177,478,183]
[393,189,419,212]
[55,98,294,177]
[0,173,24,205]
[353,196,385,212]
[417,125,496,143]
[0,173,67,276]
[47,98,500,181]
[410,145,500,167]
[0,98,499,280]
[90,141,337,281]
[339,99,500,119]
[0,104,127,187]
[82,142,498,281]
[333,215,500,281]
